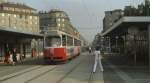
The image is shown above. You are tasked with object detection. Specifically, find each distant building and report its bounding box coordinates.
[124,0,150,16]
[103,9,123,32]
[39,9,80,38]
[0,2,39,33]
[102,0,150,64]
[39,9,86,47]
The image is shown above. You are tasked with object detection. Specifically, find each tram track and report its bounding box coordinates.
[0,65,58,83]
[88,71,94,83]
[24,66,57,83]
[88,52,94,83]
[0,66,42,82]
[1,53,89,83]
[56,58,83,83]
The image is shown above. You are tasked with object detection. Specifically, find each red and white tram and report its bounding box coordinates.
[44,31,81,62]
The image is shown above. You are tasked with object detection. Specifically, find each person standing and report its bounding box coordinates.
[12,48,17,65]
[4,44,10,63]
[93,46,104,73]
[88,47,92,53]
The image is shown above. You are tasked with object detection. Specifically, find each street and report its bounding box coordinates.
[0,52,150,83]
[0,52,103,83]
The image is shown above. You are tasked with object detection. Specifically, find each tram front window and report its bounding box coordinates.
[45,37,61,47]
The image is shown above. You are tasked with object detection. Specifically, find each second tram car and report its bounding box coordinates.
[44,31,81,62]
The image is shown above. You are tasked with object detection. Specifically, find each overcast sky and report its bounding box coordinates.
[10,0,144,42]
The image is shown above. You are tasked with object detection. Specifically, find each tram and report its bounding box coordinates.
[43,30,81,62]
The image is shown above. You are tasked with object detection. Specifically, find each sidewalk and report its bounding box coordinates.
[102,55,150,83]
[0,56,42,66]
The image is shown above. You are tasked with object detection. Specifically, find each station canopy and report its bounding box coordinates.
[102,16,150,36]
[0,26,43,38]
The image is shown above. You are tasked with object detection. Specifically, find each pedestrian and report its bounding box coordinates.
[4,44,10,63]
[93,46,104,73]
[88,47,92,53]
[12,48,17,65]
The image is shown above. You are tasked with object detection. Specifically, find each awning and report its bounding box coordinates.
[0,26,43,38]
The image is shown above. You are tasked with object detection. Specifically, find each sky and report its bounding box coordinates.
[9,0,144,43]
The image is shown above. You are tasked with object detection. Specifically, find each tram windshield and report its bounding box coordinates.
[45,37,61,47]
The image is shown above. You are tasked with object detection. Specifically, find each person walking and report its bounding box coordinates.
[93,46,104,73]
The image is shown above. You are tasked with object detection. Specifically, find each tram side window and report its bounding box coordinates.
[62,35,66,46]
[67,36,73,46]
[74,39,81,46]
[45,38,51,47]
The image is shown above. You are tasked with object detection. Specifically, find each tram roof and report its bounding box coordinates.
[102,16,150,36]
[46,30,60,37]
[46,30,81,40]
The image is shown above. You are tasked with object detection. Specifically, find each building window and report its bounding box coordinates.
[2,20,4,23]
[19,14,23,19]
[58,23,61,27]
[4,7,8,10]
[30,16,32,19]
[8,14,10,16]
[62,24,65,27]
[57,18,61,22]
[23,9,25,12]
[30,22,32,24]
[35,17,38,20]
[2,13,5,17]
[14,14,17,18]
[25,15,27,19]
[35,22,37,25]
[12,8,15,11]
[61,14,65,17]
[13,26,17,29]
[56,13,60,17]
[62,19,65,22]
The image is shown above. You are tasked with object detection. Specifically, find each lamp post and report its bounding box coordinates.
[101,36,104,51]
[129,34,136,65]
[106,36,111,53]
[40,26,49,48]
[115,36,119,49]
[43,30,47,48]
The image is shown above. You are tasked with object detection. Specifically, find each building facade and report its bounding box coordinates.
[102,0,150,65]
[39,9,80,38]
[0,2,42,62]
[0,2,39,33]
[103,9,123,32]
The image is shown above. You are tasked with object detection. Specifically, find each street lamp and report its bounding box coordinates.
[40,26,49,48]
[101,36,104,51]
[106,36,111,53]
[115,36,119,48]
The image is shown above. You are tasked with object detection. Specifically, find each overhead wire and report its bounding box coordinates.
[79,0,96,30]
